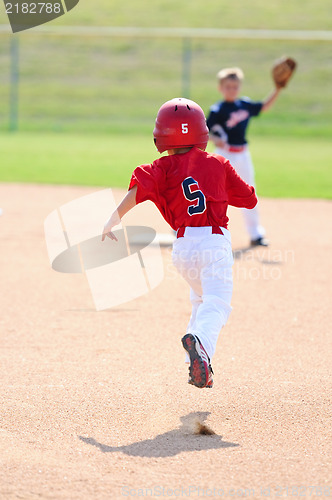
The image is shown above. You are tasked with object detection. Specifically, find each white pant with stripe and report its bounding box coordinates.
[216,147,265,241]
[172,226,233,361]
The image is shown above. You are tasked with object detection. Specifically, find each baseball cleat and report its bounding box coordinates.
[250,237,269,247]
[181,334,214,389]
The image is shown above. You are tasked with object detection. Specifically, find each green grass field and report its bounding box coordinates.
[0,132,331,198]
[1,0,330,30]
[52,0,332,30]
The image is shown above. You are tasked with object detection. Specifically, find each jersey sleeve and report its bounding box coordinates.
[224,160,257,209]
[246,99,263,117]
[128,160,166,205]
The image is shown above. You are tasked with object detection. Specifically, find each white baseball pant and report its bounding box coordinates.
[216,147,265,241]
[172,226,233,361]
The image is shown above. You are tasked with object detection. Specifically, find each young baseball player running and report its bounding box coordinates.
[207,67,281,247]
[102,98,257,389]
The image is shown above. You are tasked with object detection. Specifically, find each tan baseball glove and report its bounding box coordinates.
[272,57,297,89]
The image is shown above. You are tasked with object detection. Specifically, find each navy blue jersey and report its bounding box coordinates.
[207,97,263,146]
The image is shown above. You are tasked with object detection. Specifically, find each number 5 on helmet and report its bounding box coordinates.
[153,98,209,153]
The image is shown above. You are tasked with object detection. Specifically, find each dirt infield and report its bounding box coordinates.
[0,183,331,499]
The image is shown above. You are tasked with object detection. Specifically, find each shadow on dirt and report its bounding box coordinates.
[233,246,284,265]
[232,246,252,260]
[78,412,239,458]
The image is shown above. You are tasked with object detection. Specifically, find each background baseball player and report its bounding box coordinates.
[207,59,296,246]
[102,97,258,389]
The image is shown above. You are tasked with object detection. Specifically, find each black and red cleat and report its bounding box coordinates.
[181,334,214,389]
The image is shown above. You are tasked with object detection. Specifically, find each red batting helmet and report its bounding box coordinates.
[153,98,209,153]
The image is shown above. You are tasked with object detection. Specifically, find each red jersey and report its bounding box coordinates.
[129,147,257,231]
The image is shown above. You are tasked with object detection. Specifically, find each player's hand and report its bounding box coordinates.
[213,138,227,148]
[210,125,228,149]
[102,211,120,242]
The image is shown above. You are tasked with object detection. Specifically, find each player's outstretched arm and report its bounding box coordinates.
[263,57,296,112]
[102,185,138,242]
[261,88,281,112]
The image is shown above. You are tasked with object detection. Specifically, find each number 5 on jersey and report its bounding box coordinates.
[182,177,206,216]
